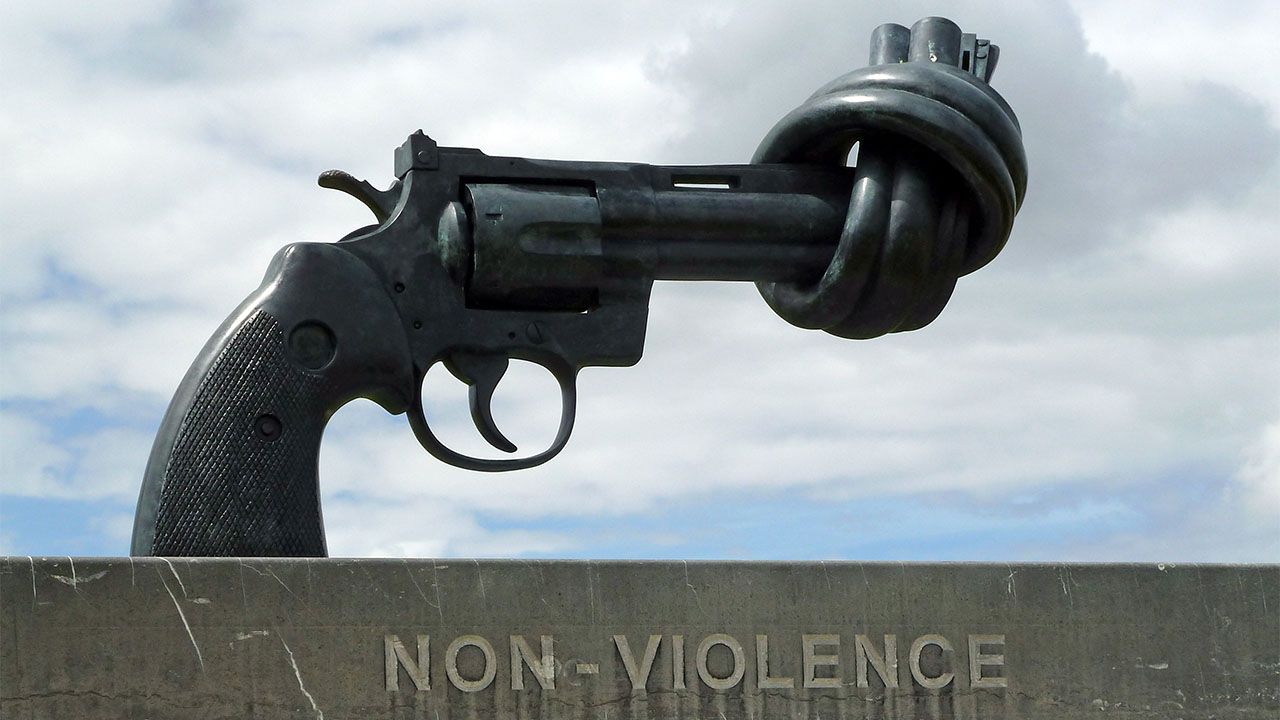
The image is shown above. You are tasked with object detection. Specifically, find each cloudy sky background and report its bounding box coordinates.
[1,1,1276,561]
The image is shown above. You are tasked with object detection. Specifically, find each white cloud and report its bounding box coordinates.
[324,497,574,559]
[1069,0,1280,119]
[0,410,149,501]
[1235,422,1280,526]
[0,412,72,498]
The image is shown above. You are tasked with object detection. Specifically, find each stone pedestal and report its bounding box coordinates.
[2,558,1276,718]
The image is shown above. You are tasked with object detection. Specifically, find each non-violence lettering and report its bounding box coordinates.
[384,632,1006,694]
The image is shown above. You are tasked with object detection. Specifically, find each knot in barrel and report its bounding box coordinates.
[753,17,1028,339]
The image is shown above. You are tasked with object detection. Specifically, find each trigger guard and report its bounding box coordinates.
[407,364,577,472]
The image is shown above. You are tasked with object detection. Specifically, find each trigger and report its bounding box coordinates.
[318,169,399,223]
[444,353,518,453]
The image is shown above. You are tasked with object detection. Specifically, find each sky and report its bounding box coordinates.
[1,1,1276,561]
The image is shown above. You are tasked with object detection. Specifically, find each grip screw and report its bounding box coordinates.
[254,414,282,442]
[287,321,336,371]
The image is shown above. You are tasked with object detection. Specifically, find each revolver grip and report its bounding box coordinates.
[131,243,413,557]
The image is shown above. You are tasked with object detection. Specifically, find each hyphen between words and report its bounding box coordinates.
[385,632,1007,693]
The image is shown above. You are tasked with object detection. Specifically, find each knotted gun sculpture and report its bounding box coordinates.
[132,17,1026,556]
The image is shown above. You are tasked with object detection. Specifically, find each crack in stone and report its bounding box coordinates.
[241,561,306,606]
[473,559,487,605]
[157,566,205,674]
[683,561,703,613]
[50,569,108,589]
[264,567,304,604]
[430,561,444,624]
[236,559,250,611]
[3,688,196,707]
[159,558,188,597]
[586,561,597,624]
[278,631,323,719]
[402,560,436,612]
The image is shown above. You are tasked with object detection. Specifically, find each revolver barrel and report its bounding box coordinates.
[601,171,852,283]
[455,163,856,312]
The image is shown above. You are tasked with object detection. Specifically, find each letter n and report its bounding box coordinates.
[511,635,555,690]
[385,634,430,692]
[855,634,898,689]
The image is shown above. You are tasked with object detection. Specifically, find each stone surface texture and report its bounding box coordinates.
[2,558,1276,719]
